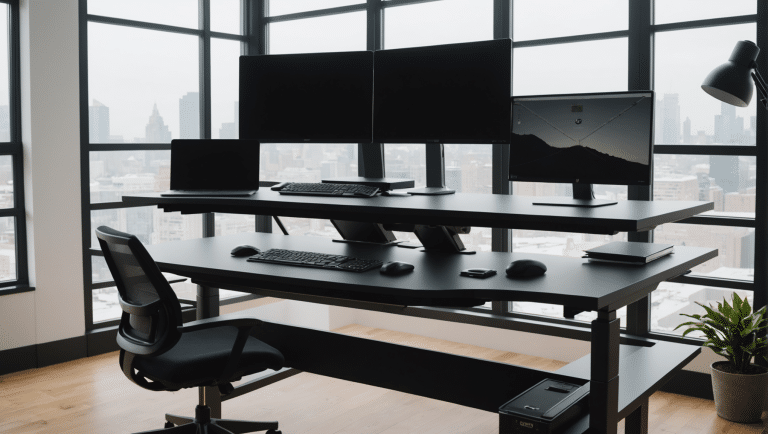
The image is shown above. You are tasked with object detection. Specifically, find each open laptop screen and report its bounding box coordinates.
[170,139,260,190]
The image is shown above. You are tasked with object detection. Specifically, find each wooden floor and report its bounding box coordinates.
[1,321,766,434]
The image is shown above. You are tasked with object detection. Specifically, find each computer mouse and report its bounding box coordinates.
[380,261,415,276]
[506,259,547,278]
[230,245,260,257]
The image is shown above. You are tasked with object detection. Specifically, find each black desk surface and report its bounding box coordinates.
[124,190,713,235]
[146,232,717,312]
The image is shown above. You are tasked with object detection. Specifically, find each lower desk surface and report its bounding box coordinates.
[146,232,717,312]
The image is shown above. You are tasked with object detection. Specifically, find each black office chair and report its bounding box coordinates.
[96,226,284,434]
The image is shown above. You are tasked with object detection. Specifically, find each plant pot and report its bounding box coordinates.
[711,361,768,423]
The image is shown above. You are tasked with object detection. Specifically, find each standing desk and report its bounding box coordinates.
[124,191,715,434]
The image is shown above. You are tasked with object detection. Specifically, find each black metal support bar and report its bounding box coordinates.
[651,14,757,34]
[590,311,620,434]
[654,144,756,156]
[358,0,385,179]
[676,215,755,228]
[80,0,95,330]
[222,368,302,401]
[754,0,768,369]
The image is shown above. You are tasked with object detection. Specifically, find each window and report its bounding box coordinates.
[81,0,768,349]
[83,1,248,327]
[0,1,28,291]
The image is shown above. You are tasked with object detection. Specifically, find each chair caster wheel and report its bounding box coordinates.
[164,422,175,428]
[265,430,281,434]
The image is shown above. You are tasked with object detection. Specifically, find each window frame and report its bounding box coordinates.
[0,0,30,294]
[81,0,768,349]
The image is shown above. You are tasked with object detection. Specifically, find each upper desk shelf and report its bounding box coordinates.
[122,191,714,235]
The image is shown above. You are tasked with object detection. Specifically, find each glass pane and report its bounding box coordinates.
[655,0,756,25]
[0,4,9,142]
[385,144,426,187]
[0,155,13,209]
[0,216,15,282]
[211,39,242,139]
[92,255,111,284]
[651,283,754,339]
[654,24,756,145]
[91,207,202,249]
[514,0,628,41]
[384,0,493,50]
[276,217,339,238]
[654,223,754,278]
[444,145,492,194]
[88,23,199,144]
[268,0,364,16]
[513,38,628,96]
[513,302,628,328]
[87,0,198,29]
[268,12,366,54]
[211,0,242,34]
[654,154,756,218]
[89,151,171,204]
[260,143,356,181]
[215,213,255,235]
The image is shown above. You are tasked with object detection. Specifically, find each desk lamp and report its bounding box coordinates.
[702,40,768,110]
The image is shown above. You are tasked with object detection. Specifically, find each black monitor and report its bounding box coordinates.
[509,91,654,207]
[373,39,511,144]
[239,51,373,143]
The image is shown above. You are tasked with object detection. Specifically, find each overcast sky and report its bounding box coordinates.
[85,0,759,144]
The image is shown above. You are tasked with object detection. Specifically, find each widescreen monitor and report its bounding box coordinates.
[239,51,373,143]
[373,39,512,144]
[509,91,654,186]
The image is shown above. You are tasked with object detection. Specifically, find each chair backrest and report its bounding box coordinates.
[96,226,182,357]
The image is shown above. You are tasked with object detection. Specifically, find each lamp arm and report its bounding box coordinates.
[752,68,768,110]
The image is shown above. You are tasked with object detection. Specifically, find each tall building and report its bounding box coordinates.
[714,101,736,144]
[89,99,110,144]
[179,92,199,139]
[710,155,746,193]
[682,117,691,144]
[219,123,236,139]
[145,103,172,143]
[661,93,680,144]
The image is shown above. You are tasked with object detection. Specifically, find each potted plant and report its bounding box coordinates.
[675,292,768,423]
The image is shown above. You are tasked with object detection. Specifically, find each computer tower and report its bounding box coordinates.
[499,379,589,434]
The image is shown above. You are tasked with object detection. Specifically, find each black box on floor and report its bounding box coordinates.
[322,177,415,190]
[499,379,589,434]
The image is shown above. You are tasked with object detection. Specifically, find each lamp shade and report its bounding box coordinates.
[701,40,761,107]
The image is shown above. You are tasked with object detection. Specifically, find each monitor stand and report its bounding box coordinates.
[407,143,456,196]
[383,223,475,254]
[532,183,618,208]
[331,220,401,246]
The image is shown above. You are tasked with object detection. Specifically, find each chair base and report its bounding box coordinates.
[134,405,280,434]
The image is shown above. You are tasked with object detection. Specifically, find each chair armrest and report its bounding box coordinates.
[177,317,261,334]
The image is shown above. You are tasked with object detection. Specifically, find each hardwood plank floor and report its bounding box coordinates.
[0,322,765,434]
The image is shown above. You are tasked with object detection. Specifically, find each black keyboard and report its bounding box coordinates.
[277,182,380,198]
[247,249,384,272]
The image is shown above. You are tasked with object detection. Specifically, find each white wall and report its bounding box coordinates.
[0,0,84,351]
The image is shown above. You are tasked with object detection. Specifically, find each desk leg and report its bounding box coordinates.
[625,398,649,434]
[590,310,620,434]
[197,284,222,418]
[625,290,652,434]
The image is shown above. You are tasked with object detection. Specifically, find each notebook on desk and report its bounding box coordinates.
[161,139,260,197]
[584,241,673,265]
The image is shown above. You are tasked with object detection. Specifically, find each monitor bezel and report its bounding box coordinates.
[239,50,374,144]
[373,39,512,145]
[508,90,655,186]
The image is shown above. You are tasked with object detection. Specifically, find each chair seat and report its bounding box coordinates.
[133,326,284,388]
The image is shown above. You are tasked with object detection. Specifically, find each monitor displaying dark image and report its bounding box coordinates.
[239,51,373,143]
[170,139,260,190]
[509,91,654,186]
[373,39,511,144]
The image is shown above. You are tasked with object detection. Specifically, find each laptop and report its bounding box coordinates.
[162,139,260,197]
